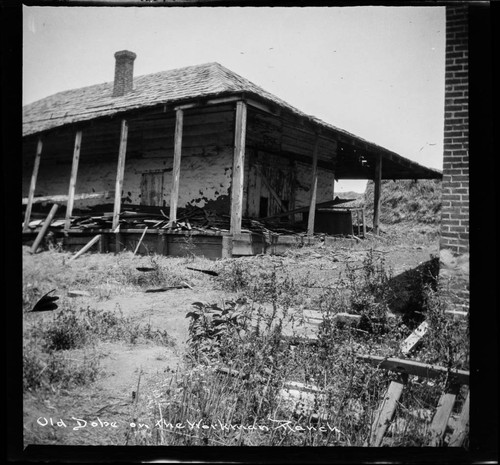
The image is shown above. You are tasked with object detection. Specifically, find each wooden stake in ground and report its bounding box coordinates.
[70,235,101,261]
[133,227,148,255]
[30,203,59,254]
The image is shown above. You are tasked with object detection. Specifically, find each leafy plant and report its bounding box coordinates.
[186,301,245,361]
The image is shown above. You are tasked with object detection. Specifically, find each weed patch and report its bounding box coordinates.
[24,304,175,393]
[23,344,100,392]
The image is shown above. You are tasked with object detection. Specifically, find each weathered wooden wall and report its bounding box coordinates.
[244,149,334,219]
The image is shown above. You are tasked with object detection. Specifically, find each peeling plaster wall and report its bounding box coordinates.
[22,161,73,200]
[22,147,234,213]
[22,106,236,214]
[295,161,334,208]
[122,147,233,211]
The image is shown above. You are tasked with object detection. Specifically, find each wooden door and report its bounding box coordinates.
[140,172,164,206]
[246,152,294,219]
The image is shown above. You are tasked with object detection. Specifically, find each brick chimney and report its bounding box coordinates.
[112,50,137,97]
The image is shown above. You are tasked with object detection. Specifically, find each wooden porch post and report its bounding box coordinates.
[65,130,83,231]
[23,137,43,232]
[169,109,183,226]
[112,119,129,231]
[307,136,320,236]
[230,101,247,235]
[332,170,335,200]
[373,154,382,235]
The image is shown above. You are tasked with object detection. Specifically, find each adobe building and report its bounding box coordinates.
[22,51,441,258]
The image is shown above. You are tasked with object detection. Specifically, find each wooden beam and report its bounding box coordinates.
[307,136,320,236]
[112,120,129,230]
[356,354,469,385]
[448,391,469,447]
[169,109,183,225]
[30,203,59,254]
[368,380,405,446]
[133,227,148,255]
[22,191,114,205]
[70,235,101,261]
[260,198,351,221]
[429,392,457,446]
[65,130,83,231]
[23,137,43,232]
[230,101,247,235]
[373,154,382,235]
[174,95,242,111]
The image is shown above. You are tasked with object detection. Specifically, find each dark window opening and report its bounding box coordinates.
[259,197,269,218]
[280,200,290,223]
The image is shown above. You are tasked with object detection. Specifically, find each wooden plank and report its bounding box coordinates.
[333,312,361,325]
[133,227,149,255]
[174,95,241,111]
[373,154,382,235]
[255,165,285,212]
[70,235,101,261]
[246,98,280,116]
[445,310,468,318]
[30,203,59,254]
[23,137,43,232]
[307,136,320,236]
[368,380,404,446]
[98,233,108,253]
[65,130,83,231]
[448,391,470,447]
[169,109,183,225]
[429,392,457,446]
[157,233,168,256]
[112,119,129,230]
[362,208,366,237]
[356,354,469,385]
[230,101,247,235]
[260,198,349,221]
[22,191,114,205]
[400,321,429,355]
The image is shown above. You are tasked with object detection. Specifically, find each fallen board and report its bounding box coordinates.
[400,321,429,355]
[367,380,405,447]
[356,354,469,385]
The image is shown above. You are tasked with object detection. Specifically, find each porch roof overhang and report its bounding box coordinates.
[23,81,441,182]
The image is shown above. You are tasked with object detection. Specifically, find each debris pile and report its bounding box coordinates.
[23,197,359,237]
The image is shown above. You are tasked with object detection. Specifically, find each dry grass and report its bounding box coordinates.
[22,226,468,447]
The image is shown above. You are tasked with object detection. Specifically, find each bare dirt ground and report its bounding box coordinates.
[22,232,439,446]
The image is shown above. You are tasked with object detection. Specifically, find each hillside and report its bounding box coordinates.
[362,179,442,225]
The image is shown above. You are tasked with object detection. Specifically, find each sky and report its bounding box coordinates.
[22,6,446,193]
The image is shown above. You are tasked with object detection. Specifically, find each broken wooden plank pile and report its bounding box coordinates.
[23,203,313,237]
[23,196,362,238]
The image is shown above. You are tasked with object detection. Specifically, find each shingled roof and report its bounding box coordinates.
[22,61,441,179]
[23,62,312,137]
